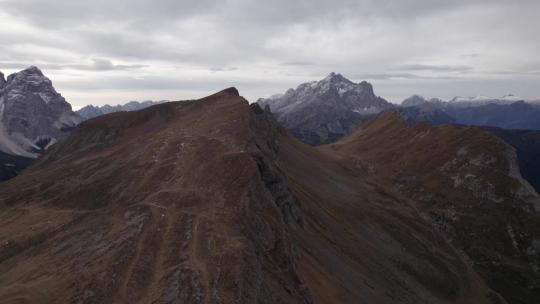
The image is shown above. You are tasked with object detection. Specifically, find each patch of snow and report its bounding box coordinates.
[38,92,53,104]
[353,106,381,114]
[44,138,57,149]
[506,224,519,250]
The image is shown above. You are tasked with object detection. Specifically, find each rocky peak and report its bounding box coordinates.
[4,66,57,103]
[402,95,428,107]
[315,73,372,95]
[219,86,240,96]
[257,73,394,145]
[358,80,374,93]
[321,72,351,84]
[6,65,45,82]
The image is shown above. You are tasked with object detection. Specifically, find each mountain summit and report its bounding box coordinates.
[257,73,394,145]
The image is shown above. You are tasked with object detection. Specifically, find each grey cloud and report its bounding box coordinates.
[461,53,481,58]
[1,0,539,105]
[352,73,465,81]
[209,67,238,72]
[399,64,473,73]
[280,61,314,66]
[1,59,146,72]
[69,59,147,71]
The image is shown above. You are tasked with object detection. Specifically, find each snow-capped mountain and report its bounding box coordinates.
[402,94,540,108]
[77,100,168,120]
[257,72,394,145]
[0,66,81,179]
[447,94,540,107]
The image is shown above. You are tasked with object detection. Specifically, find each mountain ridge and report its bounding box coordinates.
[1,87,522,303]
[76,100,169,120]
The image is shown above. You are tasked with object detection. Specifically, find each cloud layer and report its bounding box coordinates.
[0,0,539,107]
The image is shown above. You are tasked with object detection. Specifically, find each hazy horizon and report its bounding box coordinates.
[1,0,539,108]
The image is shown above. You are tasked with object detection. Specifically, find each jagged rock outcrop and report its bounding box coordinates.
[0,71,6,89]
[257,73,394,145]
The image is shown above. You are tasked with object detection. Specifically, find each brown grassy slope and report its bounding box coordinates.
[278,134,498,303]
[0,88,310,304]
[323,112,540,303]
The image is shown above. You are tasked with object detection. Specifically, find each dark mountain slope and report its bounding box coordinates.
[278,135,495,303]
[483,128,540,194]
[445,101,540,130]
[0,150,33,181]
[325,113,540,303]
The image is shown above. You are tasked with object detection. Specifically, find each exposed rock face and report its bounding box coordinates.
[77,100,167,120]
[0,66,81,158]
[0,88,502,303]
[257,73,394,145]
[0,71,6,89]
[326,113,540,303]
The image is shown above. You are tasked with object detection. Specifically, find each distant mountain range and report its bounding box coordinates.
[403,94,540,108]
[399,94,540,130]
[0,66,81,180]
[257,74,540,197]
[257,72,394,145]
[77,100,168,120]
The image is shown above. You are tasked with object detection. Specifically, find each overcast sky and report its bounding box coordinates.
[1,0,539,108]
